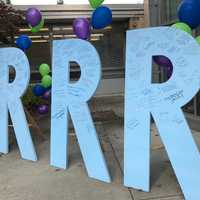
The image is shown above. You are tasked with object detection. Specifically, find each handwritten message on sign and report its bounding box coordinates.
[125,27,200,200]
[0,27,199,200]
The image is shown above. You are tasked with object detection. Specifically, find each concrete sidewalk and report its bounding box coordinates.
[1,98,198,200]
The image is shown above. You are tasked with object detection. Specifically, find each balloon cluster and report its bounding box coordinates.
[154,0,200,79]
[26,8,44,33]
[16,8,44,51]
[73,0,112,40]
[32,64,52,115]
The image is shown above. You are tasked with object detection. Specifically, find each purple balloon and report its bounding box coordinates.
[166,66,173,79]
[153,55,172,68]
[42,90,51,100]
[37,105,49,115]
[153,56,173,79]
[26,8,42,27]
[73,18,91,40]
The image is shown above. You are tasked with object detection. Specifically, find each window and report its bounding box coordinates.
[12,0,143,5]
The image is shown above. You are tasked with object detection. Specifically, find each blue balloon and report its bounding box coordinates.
[91,6,112,29]
[178,0,200,29]
[33,84,46,97]
[45,86,52,91]
[16,35,32,50]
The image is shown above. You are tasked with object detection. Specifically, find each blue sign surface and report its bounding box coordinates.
[124,27,200,200]
[0,48,37,161]
[51,39,111,182]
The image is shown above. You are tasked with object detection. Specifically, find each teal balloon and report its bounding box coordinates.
[91,6,112,29]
